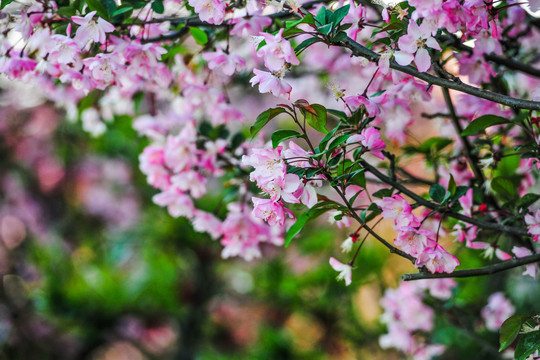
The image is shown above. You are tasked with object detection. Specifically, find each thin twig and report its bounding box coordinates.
[402,253,540,280]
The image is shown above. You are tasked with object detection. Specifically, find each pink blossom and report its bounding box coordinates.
[416,278,457,300]
[481,292,515,331]
[219,203,284,261]
[170,171,207,199]
[374,194,421,228]
[257,29,299,71]
[415,244,460,273]
[282,141,314,168]
[327,210,352,228]
[525,209,540,242]
[394,21,441,72]
[262,174,301,203]
[230,15,272,37]
[192,210,222,239]
[202,50,246,76]
[394,227,436,256]
[250,69,292,98]
[346,127,386,159]
[342,1,366,42]
[252,197,292,226]
[72,11,115,45]
[188,0,226,25]
[512,246,538,279]
[0,58,37,80]
[343,95,381,117]
[329,257,352,286]
[153,188,195,218]
[299,183,318,208]
[459,188,473,216]
[242,146,286,187]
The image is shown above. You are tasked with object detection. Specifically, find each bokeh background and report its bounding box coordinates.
[0,81,539,360]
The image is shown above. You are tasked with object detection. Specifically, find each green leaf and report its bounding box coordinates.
[373,188,393,198]
[305,104,328,134]
[189,27,208,45]
[0,0,14,9]
[452,186,470,202]
[112,6,133,16]
[430,184,446,203]
[500,315,528,352]
[330,4,350,25]
[517,193,540,209]
[461,115,511,136]
[315,6,328,26]
[319,124,340,151]
[448,174,456,196]
[295,37,320,54]
[327,109,347,120]
[327,133,351,152]
[318,23,333,35]
[418,137,453,153]
[85,0,109,19]
[151,0,164,13]
[515,330,540,360]
[285,207,328,247]
[492,176,516,199]
[271,129,302,148]
[250,108,287,139]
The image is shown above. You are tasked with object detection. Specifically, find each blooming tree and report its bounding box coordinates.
[2,0,540,357]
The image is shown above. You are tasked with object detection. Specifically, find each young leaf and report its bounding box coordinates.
[151,0,164,13]
[250,108,287,138]
[499,315,528,352]
[517,193,540,209]
[448,174,456,196]
[515,330,540,360]
[461,115,510,136]
[305,104,328,134]
[189,27,208,45]
[86,0,109,18]
[271,129,302,148]
[430,184,446,203]
[295,37,320,54]
[285,207,328,247]
[0,0,14,9]
[315,6,328,25]
[330,4,350,26]
[491,176,516,199]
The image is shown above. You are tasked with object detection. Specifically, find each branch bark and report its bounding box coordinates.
[402,253,540,280]
[335,37,540,111]
[360,160,529,236]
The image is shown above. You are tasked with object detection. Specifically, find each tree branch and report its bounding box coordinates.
[334,37,540,111]
[402,253,540,280]
[360,160,529,236]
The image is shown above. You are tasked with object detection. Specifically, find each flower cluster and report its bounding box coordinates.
[250,29,299,98]
[379,279,456,359]
[481,292,515,331]
[374,194,460,273]
[242,142,318,226]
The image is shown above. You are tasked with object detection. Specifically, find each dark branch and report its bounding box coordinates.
[360,160,529,236]
[334,37,540,111]
[402,253,540,280]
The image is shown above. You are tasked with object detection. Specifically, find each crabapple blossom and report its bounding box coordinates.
[188,0,226,25]
[481,292,515,331]
[415,245,460,273]
[256,29,299,71]
[525,209,540,242]
[72,11,115,45]
[394,21,441,72]
[252,197,292,226]
[329,257,353,286]
[342,1,366,42]
[342,95,381,117]
[394,227,436,256]
[346,127,386,159]
[374,194,421,228]
[202,50,246,76]
[250,69,292,98]
[512,246,538,279]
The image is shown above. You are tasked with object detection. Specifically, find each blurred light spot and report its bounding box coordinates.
[0,215,26,249]
[230,270,253,294]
